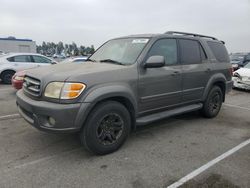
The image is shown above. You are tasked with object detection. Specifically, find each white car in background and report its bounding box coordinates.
[233,63,250,90]
[60,56,88,63]
[0,53,57,84]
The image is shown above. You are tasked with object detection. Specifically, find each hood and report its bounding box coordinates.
[235,68,250,77]
[25,61,128,81]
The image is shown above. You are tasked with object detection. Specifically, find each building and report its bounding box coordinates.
[0,37,36,53]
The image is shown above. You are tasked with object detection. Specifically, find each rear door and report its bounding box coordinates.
[7,55,34,71]
[138,38,182,114]
[179,39,211,103]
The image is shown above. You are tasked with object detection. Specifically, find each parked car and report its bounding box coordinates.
[230,53,250,71]
[53,54,66,59]
[0,53,57,84]
[232,62,250,90]
[17,31,233,155]
[12,70,26,89]
[0,50,5,55]
[60,56,88,63]
[71,56,88,63]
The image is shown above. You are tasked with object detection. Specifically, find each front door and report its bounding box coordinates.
[138,38,182,114]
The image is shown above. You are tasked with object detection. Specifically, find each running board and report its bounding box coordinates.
[136,103,203,126]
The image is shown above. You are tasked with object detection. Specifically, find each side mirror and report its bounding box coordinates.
[51,61,57,65]
[144,55,165,68]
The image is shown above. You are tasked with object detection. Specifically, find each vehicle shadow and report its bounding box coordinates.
[28,111,202,159]
[232,88,250,93]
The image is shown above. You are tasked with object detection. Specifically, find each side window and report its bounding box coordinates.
[32,56,51,64]
[207,41,229,62]
[147,39,177,65]
[179,39,201,64]
[12,55,32,63]
[7,57,14,62]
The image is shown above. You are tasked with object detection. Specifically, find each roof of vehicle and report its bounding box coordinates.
[119,31,221,43]
[0,52,50,58]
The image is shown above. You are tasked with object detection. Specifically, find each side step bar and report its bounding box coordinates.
[136,103,203,126]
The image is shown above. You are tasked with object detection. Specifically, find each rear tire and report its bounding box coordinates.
[80,101,131,155]
[1,70,15,84]
[202,86,223,118]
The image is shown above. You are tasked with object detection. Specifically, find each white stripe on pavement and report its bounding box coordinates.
[0,113,20,120]
[224,103,250,111]
[167,138,250,188]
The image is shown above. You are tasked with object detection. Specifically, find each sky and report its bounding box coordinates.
[0,0,249,53]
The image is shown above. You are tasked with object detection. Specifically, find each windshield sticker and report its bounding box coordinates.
[132,39,149,44]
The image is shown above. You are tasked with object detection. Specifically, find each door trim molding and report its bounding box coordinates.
[141,90,182,102]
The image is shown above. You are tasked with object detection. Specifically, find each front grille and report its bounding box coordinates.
[23,76,41,97]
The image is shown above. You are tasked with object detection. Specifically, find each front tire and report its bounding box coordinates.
[80,101,131,155]
[202,86,223,118]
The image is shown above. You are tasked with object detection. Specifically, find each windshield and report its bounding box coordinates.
[89,38,149,65]
[244,63,250,69]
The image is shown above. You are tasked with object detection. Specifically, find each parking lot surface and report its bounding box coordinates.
[0,85,249,188]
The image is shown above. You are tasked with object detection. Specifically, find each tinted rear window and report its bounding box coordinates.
[207,41,229,62]
[179,39,202,64]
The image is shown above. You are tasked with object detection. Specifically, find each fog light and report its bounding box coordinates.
[48,117,56,126]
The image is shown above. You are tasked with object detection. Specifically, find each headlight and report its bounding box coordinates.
[44,82,86,99]
[61,83,86,99]
[14,75,24,81]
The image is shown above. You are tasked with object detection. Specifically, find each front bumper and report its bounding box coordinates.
[16,90,91,133]
[232,77,250,90]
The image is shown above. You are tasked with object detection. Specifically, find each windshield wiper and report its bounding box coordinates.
[100,59,124,65]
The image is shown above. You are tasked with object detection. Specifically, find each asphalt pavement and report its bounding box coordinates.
[0,85,249,188]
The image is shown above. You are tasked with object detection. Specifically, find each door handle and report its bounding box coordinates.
[205,68,211,73]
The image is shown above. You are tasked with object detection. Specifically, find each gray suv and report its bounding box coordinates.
[16,31,233,155]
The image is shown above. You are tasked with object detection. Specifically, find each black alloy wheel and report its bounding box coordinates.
[80,101,131,155]
[96,113,124,145]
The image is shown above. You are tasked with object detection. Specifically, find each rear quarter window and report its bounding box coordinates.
[207,41,229,62]
[7,57,14,62]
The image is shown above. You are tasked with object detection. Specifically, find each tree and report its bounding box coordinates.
[90,45,95,54]
[41,42,47,55]
[36,41,94,57]
[57,41,64,54]
[79,45,85,55]
[72,42,78,56]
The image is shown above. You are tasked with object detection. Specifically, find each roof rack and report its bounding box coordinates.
[165,31,218,40]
